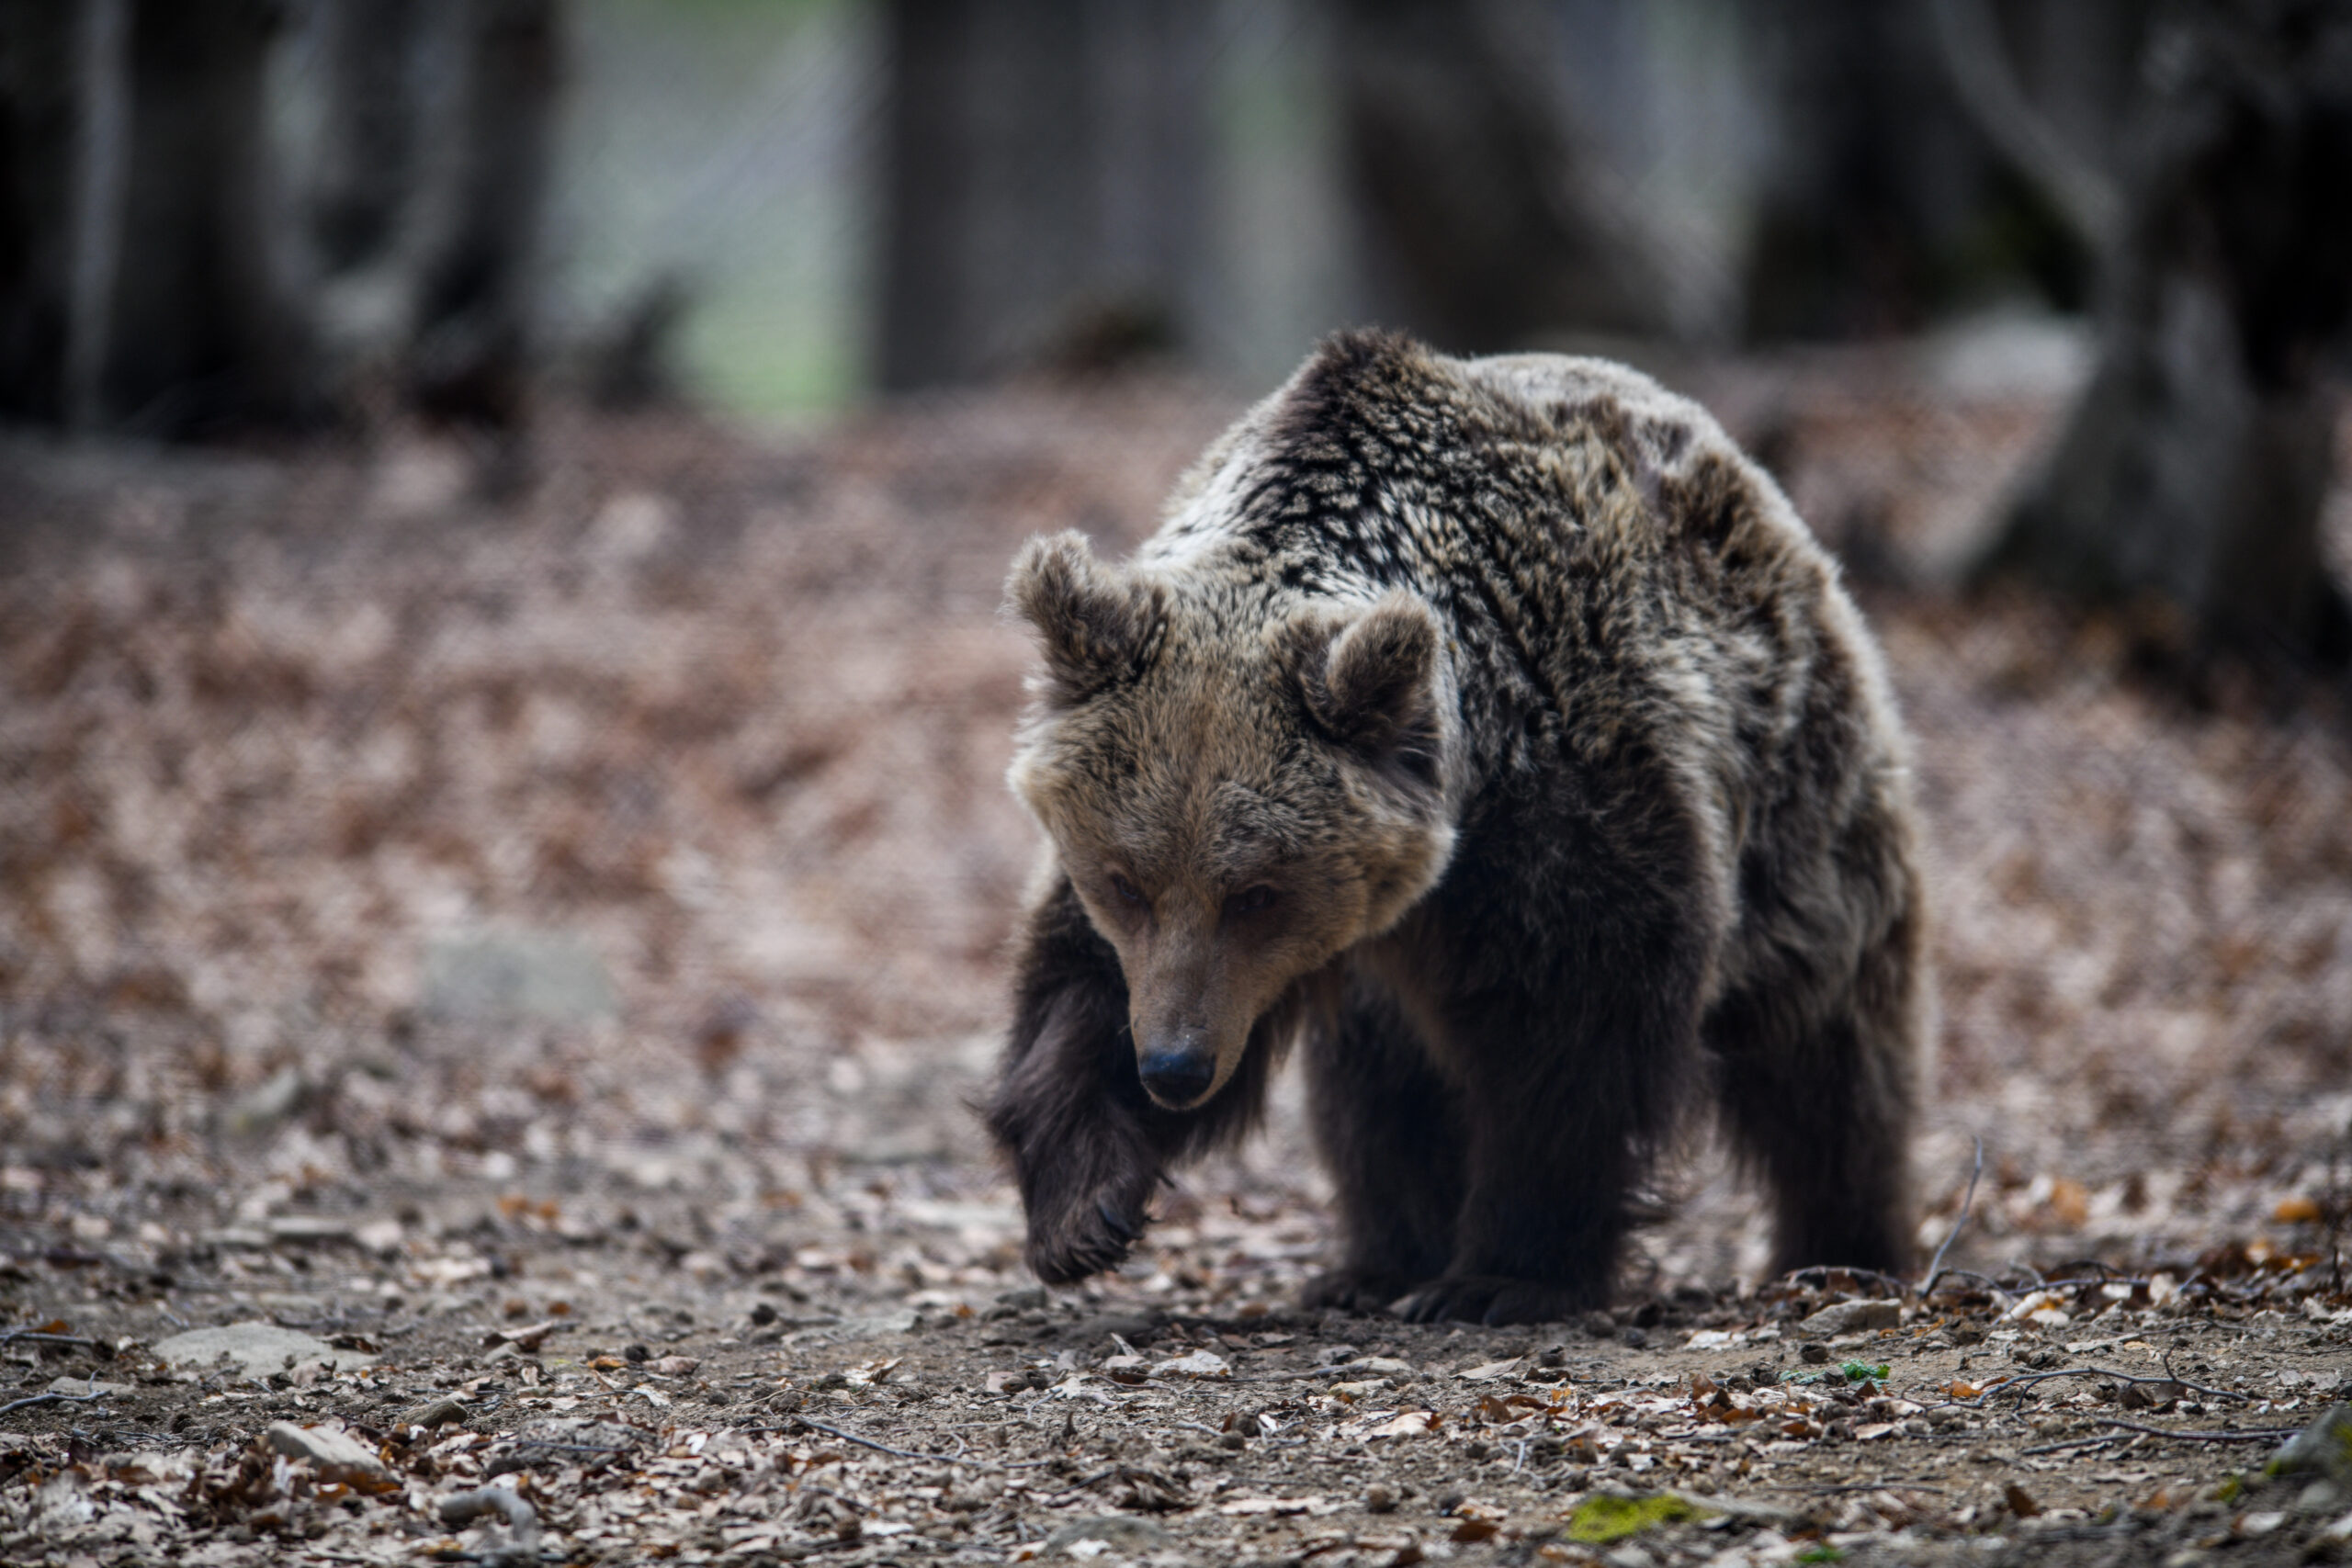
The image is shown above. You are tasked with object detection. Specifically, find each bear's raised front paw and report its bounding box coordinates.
[1393,1274,1599,1326]
[1024,1196,1148,1285]
[1298,1268,1425,1315]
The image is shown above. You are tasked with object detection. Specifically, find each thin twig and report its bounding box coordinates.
[1920,1137,1984,1295]
[0,1386,108,1416]
[2020,1433,2133,1456]
[1034,1466,1122,1504]
[2092,1419,2297,1444]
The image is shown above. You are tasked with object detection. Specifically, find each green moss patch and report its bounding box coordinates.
[1565,1492,1715,1543]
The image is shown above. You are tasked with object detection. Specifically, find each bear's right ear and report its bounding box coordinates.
[1006,532,1164,705]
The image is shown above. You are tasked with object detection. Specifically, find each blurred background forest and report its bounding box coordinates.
[5,0,2352,1305]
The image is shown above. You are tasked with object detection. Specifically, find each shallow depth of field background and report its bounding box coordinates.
[6,0,2352,1317]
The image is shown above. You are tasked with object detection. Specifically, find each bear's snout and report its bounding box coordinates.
[1137,1037,1216,1109]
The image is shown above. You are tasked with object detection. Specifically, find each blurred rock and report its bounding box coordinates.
[2271,1404,2352,1494]
[266,1421,391,1484]
[1797,1300,1901,1337]
[421,929,617,1022]
[399,1395,469,1429]
[46,1377,132,1397]
[222,1067,307,1138]
[153,1322,375,1376]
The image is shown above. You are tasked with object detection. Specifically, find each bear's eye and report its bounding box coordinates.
[1109,873,1148,908]
[1226,886,1279,918]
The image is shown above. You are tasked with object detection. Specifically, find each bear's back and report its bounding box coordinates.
[1148,331,1913,982]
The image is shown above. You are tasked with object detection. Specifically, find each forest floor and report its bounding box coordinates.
[6,337,2352,1568]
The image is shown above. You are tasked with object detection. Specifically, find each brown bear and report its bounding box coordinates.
[984,330,1927,1325]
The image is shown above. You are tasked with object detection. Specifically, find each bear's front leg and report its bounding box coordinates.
[984,873,1281,1285]
[1395,897,1707,1326]
[985,876,1164,1283]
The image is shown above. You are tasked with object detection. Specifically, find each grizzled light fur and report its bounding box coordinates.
[987,330,1927,1325]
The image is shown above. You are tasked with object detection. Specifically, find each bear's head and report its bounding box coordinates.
[1005,530,1460,1111]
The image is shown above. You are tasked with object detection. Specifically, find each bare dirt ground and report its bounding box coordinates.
[6,350,2352,1568]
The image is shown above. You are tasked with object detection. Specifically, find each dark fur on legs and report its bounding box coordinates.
[1299,976,1465,1312]
[1711,907,1921,1277]
[1385,783,1711,1326]
[984,875,1277,1283]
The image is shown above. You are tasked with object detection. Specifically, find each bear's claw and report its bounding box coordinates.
[1299,1268,1425,1315]
[1393,1274,1600,1326]
[1023,1191,1151,1283]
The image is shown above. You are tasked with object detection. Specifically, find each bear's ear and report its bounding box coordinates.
[1006,531,1164,705]
[1298,594,1445,789]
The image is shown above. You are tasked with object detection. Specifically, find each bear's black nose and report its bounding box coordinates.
[1138,1046,1215,1107]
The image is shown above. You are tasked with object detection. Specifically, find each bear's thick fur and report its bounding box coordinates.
[985,330,1927,1325]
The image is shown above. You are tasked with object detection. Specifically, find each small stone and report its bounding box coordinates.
[622,1343,650,1363]
[650,1355,701,1378]
[266,1215,353,1247]
[1151,1349,1231,1379]
[399,1395,469,1428]
[1622,1327,1648,1349]
[1799,1341,1832,1364]
[1044,1516,1170,1553]
[1797,1299,1901,1337]
[45,1377,132,1397]
[266,1421,391,1485]
[1365,1483,1397,1514]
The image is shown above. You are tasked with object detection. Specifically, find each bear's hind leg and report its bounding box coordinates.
[1300,978,1464,1314]
[1713,915,1921,1279]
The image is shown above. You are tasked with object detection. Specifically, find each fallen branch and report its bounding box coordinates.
[2092,1419,2298,1445]
[0,1329,103,1352]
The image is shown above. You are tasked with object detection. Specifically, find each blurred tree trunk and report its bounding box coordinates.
[104,0,305,436]
[1331,0,1685,351]
[1974,0,2352,661]
[0,4,82,425]
[306,0,561,430]
[1743,0,2109,340]
[0,0,562,439]
[878,0,1211,389]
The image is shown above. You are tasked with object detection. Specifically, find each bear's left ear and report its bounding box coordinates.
[1297,594,1445,789]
